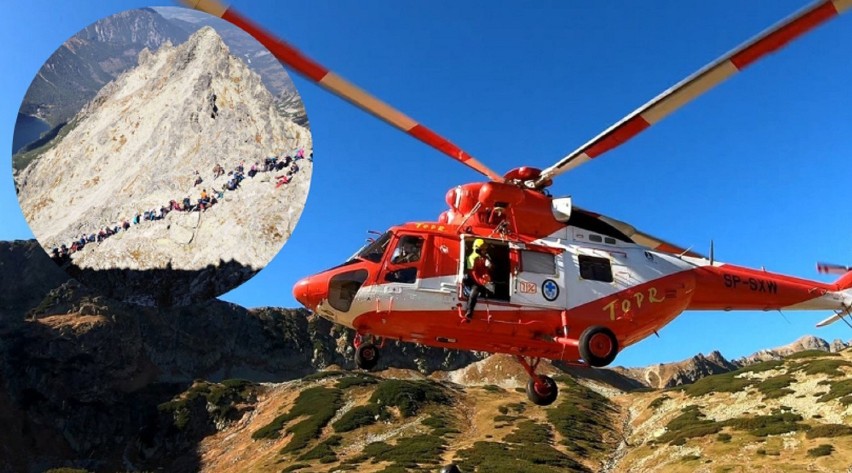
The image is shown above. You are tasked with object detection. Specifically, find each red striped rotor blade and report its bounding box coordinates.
[178,0,503,182]
[537,0,852,186]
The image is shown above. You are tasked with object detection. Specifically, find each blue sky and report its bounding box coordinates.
[2,1,852,367]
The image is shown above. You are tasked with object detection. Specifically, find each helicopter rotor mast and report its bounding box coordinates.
[178,0,504,183]
[534,0,851,188]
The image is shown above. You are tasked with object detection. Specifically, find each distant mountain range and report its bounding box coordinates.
[1,239,850,472]
[15,7,306,155]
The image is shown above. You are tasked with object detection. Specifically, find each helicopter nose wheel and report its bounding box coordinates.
[514,355,559,406]
[579,326,619,367]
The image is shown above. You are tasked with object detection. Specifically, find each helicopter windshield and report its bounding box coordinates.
[350,231,393,263]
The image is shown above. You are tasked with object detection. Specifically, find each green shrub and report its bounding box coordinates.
[546,377,617,459]
[281,464,310,472]
[297,435,342,462]
[817,379,852,403]
[648,395,670,410]
[739,360,784,373]
[717,433,732,443]
[280,388,344,453]
[360,434,445,467]
[791,359,851,377]
[455,421,590,473]
[336,375,377,390]
[805,424,852,439]
[422,414,459,436]
[786,350,838,360]
[332,404,381,433]
[252,386,342,448]
[369,379,451,417]
[158,380,257,431]
[303,371,345,382]
[656,406,810,445]
[807,444,834,457]
[723,412,808,437]
[682,372,755,397]
[756,374,795,400]
[497,405,509,415]
[482,384,504,393]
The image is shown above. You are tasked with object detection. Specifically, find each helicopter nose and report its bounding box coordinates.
[293,275,324,311]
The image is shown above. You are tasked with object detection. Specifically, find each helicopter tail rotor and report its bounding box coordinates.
[178,0,504,182]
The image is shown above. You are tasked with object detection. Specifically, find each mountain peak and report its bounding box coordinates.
[185,25,227,55]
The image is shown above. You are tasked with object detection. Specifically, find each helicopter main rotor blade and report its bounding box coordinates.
[178,0,504,182]
[536,0,851,187]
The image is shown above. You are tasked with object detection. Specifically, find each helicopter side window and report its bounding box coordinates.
[521,250,556,275]
[384,236,424,284]
[578,255,613,283]
[329,269,369,312]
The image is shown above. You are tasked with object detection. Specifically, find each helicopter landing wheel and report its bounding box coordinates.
[526,375,558,406]
[355,343,379,370]
[579,325,618,367]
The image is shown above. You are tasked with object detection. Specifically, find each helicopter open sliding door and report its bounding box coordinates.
[459,236,511,302]
[510,244,565,308]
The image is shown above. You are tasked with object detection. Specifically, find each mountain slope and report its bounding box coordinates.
[2,240,851,472]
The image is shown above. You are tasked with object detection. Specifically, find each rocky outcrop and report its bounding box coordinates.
[0,240,67,322]
[16,26,311,306]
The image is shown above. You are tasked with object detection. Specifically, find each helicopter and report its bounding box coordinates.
[181,0,852,405]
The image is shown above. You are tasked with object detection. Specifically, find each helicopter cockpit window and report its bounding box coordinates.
[578,255,613,283]
[385,236,424,284]
[353,231,393,263]
[390,236,423,265]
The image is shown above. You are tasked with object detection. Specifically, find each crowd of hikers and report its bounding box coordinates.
[49,148,311,264]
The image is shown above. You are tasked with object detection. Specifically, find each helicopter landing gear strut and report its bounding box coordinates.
[514,355,558,406]
[353,333,385,370]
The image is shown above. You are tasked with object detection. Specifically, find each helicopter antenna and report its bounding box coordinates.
[178,0,504,182]
[776,309,791,325]
[709,240,715,265]
[535,0,850,187]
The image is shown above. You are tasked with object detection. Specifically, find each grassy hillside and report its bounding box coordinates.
[151,349,852,472]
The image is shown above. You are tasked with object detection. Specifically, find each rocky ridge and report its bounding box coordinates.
[1,240,851,472]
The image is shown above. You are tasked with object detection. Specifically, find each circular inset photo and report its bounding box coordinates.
[12,7,312,307]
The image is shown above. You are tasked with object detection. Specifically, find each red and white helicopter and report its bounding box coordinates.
[183,0,852,405]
